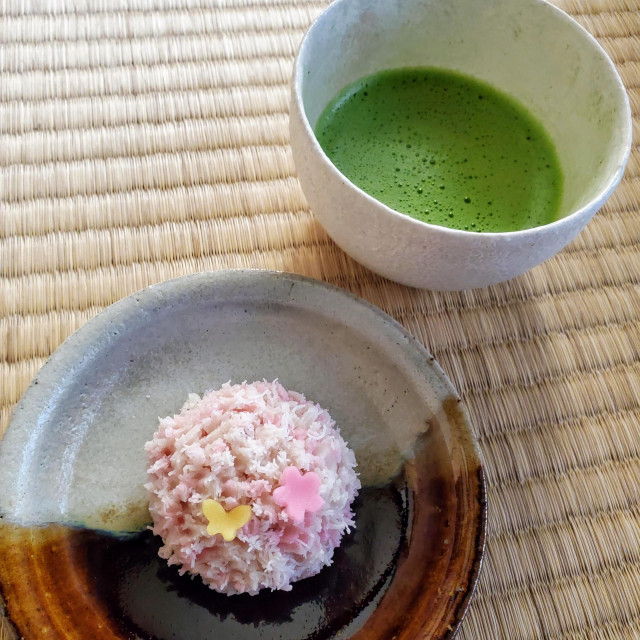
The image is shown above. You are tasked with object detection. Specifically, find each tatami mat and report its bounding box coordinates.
[1,0,639,638]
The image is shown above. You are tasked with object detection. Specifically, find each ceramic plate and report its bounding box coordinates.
[0,271,485,639]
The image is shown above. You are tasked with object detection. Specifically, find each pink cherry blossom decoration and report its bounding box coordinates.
[273,466,325,522]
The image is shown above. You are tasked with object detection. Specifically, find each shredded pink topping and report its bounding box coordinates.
[145,380,360,596]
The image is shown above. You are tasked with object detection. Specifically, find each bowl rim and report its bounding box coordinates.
[291,0,633,240]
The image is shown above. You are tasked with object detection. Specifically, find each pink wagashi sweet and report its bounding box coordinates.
[145,381,360,595]
[273,466,325,523]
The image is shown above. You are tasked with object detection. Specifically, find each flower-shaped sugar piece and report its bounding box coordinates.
[273,466,324,522]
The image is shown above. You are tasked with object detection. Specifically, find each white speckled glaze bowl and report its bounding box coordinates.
[290,0,632,291]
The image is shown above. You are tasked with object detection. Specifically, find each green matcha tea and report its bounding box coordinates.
[315,68,563,233]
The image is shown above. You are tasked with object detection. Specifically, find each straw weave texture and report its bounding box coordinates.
[1,0,639,638]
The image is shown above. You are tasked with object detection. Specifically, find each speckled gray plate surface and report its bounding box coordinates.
[0,270,485,640]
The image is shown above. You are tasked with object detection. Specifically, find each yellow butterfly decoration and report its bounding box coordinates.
[202,499,252,541]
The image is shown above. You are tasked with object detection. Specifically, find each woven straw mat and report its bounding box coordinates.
[1,0,639,638]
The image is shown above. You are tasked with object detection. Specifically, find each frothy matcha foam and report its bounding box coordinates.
[315,67,563,233]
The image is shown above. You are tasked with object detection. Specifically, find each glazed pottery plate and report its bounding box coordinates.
[0,271,485,640]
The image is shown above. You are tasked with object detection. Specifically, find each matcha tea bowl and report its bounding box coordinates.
[289,0,632,291]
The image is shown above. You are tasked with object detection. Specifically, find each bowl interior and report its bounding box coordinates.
[299,0,630,220]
